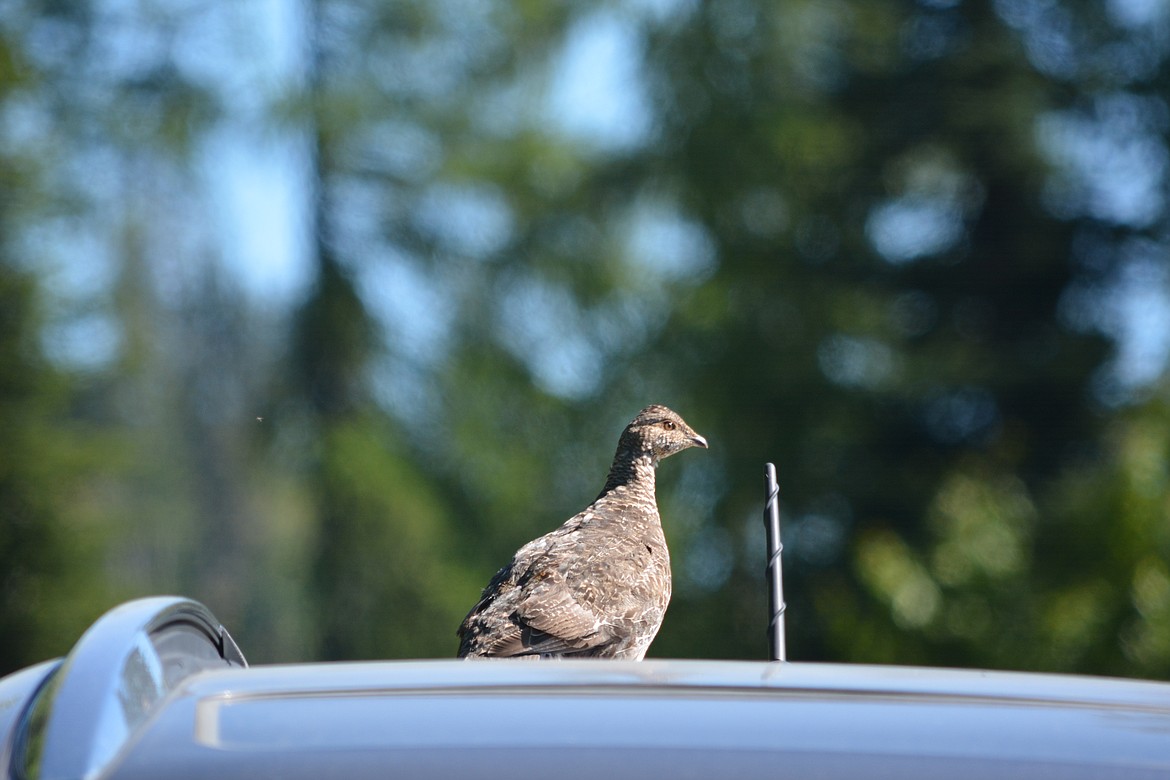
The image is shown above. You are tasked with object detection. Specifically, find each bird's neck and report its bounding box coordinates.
[601,450,657,495]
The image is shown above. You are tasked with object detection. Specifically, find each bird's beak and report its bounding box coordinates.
[691,433,709,449]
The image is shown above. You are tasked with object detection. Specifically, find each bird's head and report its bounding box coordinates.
[621,404,708,465]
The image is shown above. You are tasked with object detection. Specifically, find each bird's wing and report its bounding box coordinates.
[465,620,526,657]
[514,572,607,654]
[462,512,658,658]
[458,529,562,629]
[457,526,583,655]
[508,527,656,654]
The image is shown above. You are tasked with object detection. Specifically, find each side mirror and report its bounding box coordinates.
[10,597,245,780]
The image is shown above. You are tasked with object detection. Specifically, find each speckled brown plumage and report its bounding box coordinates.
[457,405,708,660]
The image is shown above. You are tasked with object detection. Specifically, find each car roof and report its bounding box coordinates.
[8,597,1170,780]
[174,656,1170,706]
[101,658,1170,780]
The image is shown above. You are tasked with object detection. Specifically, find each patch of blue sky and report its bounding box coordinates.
[192,0,313,304]
[545,9,654,154]
[495,273,606,400]
[1106,0,1169,28]
[1098,246,1170,391]
[412,182,515,259]
[866,198,965,264]
[357,249,457,369]
[1038,94,1168,229]
[624,197,718,284]
[200,125,314,306]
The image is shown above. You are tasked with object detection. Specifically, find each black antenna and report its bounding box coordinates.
[764,462,787,662]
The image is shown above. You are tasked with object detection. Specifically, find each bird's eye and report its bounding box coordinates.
[662,420,677,430]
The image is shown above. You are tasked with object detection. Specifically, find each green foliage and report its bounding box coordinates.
[313,415,476,658]
[0,265,111,670]
[293,259,477,659]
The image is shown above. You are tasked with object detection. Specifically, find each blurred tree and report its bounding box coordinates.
[290,0,478,659]
[0,5,116,672]
[279,0,1169,674]
[1037,387,1170,678]
[639,0,1169,671]
[0,262,109,670]
[291,255,475,659]
[0,0,314,671]
[0,0,1166,680]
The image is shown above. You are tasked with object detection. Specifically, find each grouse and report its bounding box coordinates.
[457,404,708,660]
